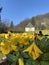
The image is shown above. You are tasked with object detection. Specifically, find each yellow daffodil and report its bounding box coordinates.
[31,43,43,60]
[31,51,40,60]
[11,45,18,51]
[22,39,29,45]
[37,35,44,40]
[23,42,43,60]
[28,34,34,41]
[8,31,11,34]
[1,45,11,54]
[1,42,5,46]
[18,58,24,65]
[5,34,9,39]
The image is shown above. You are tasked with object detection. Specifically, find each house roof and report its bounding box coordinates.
[26,22,33,27]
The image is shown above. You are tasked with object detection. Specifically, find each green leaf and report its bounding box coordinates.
[41,53,49,61]
[11,62,16,65]
[35,37,49,52]
[21,52,29,59]
[40,61,49,65]
[25,59,33,65]
[25,59,39,65]
[7,54,17,62]
[32,60,40,65]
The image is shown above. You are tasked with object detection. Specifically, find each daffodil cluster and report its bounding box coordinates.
[0,31,49,65]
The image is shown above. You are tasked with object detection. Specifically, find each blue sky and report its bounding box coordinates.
[0,0,49,25]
